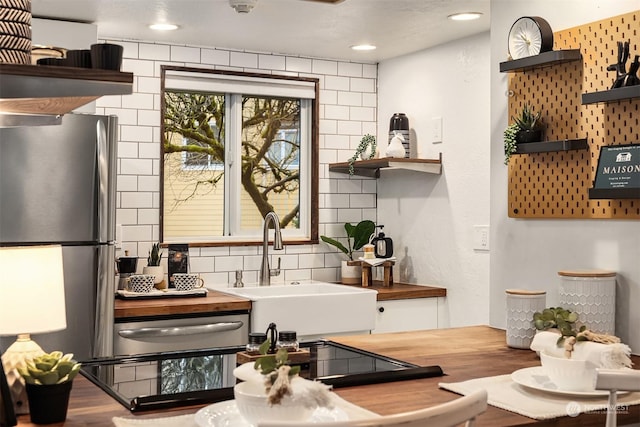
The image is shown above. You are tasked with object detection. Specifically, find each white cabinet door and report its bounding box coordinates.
[373,298,440,334]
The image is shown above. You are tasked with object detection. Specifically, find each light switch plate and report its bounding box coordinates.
[473,225,490,251]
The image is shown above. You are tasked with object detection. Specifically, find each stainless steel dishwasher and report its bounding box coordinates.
[113,312,249,355]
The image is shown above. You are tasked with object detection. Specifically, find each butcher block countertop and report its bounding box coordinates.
[15,325,639,427]
[114,289,251,319]
[114,283,446,319]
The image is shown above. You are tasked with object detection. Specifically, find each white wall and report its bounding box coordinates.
[377,33,492,327]
[94,40,379,288]
[489,1,640,352]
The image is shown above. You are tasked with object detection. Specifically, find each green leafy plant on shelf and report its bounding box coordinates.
[347,134,377,175]
[320,220,375,261]
[17,351,81,385]
[512,103,542,132]
[503,103,543,165]
[147,242,163,266]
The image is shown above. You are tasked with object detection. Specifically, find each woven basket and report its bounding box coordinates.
[0,0,31,64]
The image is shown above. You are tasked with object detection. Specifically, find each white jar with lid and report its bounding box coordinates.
[558,270,616,335]
[505,289,546,349]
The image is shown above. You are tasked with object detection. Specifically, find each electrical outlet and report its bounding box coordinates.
[473,225,490,251]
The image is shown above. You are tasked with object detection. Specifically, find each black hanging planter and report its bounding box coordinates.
[25,381,72,424]
[515,129,543,144]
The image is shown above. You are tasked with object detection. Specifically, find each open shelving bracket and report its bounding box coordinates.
[328,153,442,178]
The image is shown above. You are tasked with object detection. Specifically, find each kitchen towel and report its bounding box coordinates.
[112,393,380,426]
[530,330,632,368]
[439,375,640,420]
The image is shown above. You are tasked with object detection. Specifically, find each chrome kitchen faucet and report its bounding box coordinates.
[259,211,283,286]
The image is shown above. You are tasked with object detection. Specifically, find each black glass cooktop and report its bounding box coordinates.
[81,340,443,412]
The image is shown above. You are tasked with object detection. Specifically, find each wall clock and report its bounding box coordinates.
[508,16,554,60]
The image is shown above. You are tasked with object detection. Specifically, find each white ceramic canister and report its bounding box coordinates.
[558,270,616,335]
[505,289,546,349]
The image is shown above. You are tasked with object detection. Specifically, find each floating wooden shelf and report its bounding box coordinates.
[499,50,582,73]
[0,63,134,124]
[588,187,640,199]
[328,155,442,178]
[581,85,640,105]
[514,138,588,155]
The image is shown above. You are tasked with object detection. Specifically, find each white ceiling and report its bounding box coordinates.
[32,0,490,62]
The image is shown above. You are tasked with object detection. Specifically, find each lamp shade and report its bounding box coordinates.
[0,245,66,336]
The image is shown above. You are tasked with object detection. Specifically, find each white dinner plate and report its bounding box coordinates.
[511,366,623,397]
[194,400,350,427]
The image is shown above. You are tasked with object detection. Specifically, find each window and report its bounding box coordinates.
[161,66,318,244]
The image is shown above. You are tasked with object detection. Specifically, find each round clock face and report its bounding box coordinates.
[508,16,554,60]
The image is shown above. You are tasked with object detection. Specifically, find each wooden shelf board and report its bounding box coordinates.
[514,138,588,155]
[0,63,133,118]
[581,85,640,105]
[329,156,442,178]
[499,49,582,73]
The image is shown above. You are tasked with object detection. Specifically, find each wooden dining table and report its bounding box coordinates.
[13,325,640,426]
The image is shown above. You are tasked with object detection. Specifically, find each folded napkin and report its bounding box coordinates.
[530,331,632,369]
[440,375,640,420]
[358,256,396,267]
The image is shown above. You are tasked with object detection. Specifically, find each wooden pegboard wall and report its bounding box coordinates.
[508,11,640,219]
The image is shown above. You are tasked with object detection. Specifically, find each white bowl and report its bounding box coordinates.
[540,351,597,391]
[234,380,314,424]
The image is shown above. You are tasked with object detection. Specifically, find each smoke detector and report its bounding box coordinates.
[229,0,258,13]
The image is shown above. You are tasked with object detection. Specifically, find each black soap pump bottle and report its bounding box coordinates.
[372,225,394,258]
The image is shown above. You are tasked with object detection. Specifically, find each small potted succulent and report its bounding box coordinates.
[504,103,544,164]
[320,220,375,284]
[143,242,165,288]
[17,351,81,424]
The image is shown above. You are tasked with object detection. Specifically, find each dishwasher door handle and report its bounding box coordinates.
[118,321,244,339]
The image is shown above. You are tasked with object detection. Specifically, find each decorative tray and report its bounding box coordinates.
[115,288,208,299]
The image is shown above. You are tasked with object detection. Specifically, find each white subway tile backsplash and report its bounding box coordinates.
[201,48,230,66]
[139,43,170,60]
[258,54,286,70]
[120,125,153,142]
[338,62,362,77]
[121,158,153,175]
[286,57,311,73]
[230,51,258,68]
[350,77,375,93]
[324,75,349,91]
[122,59,155,77]
[109,40,139,59]
[108,39,378,282]
[171,45,201,62]
[312,59,337,75]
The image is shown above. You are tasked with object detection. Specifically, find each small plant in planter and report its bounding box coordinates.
[533,307,584,345]
[347,134,377,176]
[503,103,544,164]
[17,351,81,424]
[321,220,375,285]
[143,243,165,287]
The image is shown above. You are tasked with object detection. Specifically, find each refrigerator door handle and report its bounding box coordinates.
[96,120,109,243]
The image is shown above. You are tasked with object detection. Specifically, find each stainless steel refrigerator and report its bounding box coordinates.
[0,114,117,361]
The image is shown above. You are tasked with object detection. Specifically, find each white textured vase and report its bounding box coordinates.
[505,289,546,349]
[142,265,164,285]
[341,260,361,285]
[558,270,616,334]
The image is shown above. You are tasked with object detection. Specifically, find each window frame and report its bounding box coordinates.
[160,65,319,247]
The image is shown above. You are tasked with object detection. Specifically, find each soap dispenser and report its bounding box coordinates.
[372,225,394,258]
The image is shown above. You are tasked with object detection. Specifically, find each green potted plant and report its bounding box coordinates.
[143,242,165,288]
[347,134,377,176]
[503,103,544,164]
[320,220,375,284]
[17,351,81,424]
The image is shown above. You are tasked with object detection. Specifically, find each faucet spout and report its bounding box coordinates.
[260,211,284,286]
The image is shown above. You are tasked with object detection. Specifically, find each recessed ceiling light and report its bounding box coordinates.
[351,44,377,51]
[447,12,483,21]
[149,23,179,31]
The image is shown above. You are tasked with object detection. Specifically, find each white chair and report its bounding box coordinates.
[257,389,488,427]
[595,368,640,427]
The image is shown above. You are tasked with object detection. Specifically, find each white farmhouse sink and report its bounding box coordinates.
[220,281,378,339]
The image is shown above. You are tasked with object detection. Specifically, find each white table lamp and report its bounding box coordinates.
[0,245,66,414]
